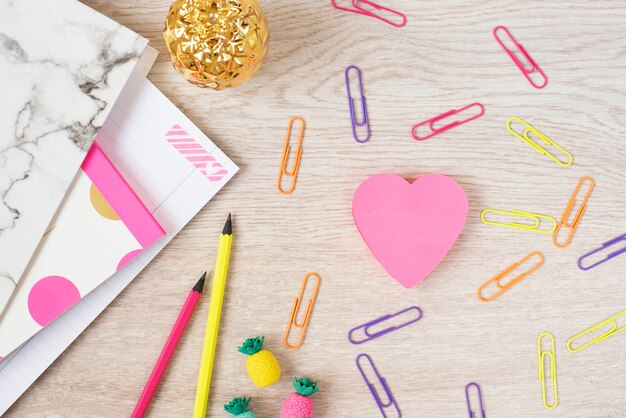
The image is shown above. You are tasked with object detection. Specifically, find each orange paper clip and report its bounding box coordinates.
[553,176,595,249]
[493,26,548,89]
[412,103,485,141]
[278,117,305,195]
[283,273,320,349]
[478,251,544,302]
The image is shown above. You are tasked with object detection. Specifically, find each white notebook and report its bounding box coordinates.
[0,72,238,414]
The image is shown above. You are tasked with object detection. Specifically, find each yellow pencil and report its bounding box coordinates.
[193,213,233,418]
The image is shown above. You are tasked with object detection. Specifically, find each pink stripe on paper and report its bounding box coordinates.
[173,143,203,149]
[187,155,213,162]
[167,138,194,143]
[166,124,229,183]
[210,169,228,176]
[179,149,209,155]
[82,142,165,249]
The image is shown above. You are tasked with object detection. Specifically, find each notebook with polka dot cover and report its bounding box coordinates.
[0,141,165,359]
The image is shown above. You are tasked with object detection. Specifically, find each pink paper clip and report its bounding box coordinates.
[411,103,485,141]
[352,0,406,28]
[493,26,548,89]
[331,0,368,15]
[331,1,406,28]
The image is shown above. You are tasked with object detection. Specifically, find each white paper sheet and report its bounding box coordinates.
[0,73,238,415]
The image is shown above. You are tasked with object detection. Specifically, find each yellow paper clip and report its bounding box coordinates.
[477,251,544,302]
[506,117,573,167]
[481,209,556,233]
[566,310,626,353]
[553,176,595,249]
[278,116,305,195]
[283,273,320,349]
[537,332,558,410]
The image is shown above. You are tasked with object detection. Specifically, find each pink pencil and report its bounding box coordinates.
[131,272,206,418]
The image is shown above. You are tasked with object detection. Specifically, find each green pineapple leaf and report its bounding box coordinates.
[237,336,264,356]
[293,376,319,396]
[224,397,251,415]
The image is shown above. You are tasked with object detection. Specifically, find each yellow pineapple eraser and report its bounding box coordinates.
[238,336,281,388]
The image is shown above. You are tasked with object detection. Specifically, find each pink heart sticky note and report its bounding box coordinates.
[352,173,468,288]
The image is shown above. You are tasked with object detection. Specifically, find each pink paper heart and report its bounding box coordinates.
[352,173,468,288]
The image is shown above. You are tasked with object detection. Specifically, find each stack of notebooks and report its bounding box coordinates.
[0,0,238,413]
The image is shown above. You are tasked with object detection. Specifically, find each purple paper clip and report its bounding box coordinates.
[345,65,371,143]
[577,233,626,271]
[465,382,486,418]
[356,354,401,418]
[412,103,485,141]
[349,306,423,344]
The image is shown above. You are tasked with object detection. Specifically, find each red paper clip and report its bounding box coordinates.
[411,103,485,141]
[331,1,406,28]
[493,26,548,89]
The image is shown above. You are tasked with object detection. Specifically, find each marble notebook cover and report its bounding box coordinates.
[0,142,165,358]
[0,0,149,313]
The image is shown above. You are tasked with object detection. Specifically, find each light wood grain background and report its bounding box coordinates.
[6,1,626,417]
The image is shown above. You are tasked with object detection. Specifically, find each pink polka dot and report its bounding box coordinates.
[116,249,143,271]
[28,276,81,327]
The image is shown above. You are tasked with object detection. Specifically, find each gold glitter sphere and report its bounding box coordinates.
[163,0,269,90]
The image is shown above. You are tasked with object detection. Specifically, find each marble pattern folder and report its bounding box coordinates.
[0,0,148,313]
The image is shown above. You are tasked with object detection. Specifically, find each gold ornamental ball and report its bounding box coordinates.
[163,0,269,90]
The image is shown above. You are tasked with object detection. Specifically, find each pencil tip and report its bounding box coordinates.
[194,272,207,293]
[222,213,232,235]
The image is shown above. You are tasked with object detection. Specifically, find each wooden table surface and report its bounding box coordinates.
[6,1,626,417]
